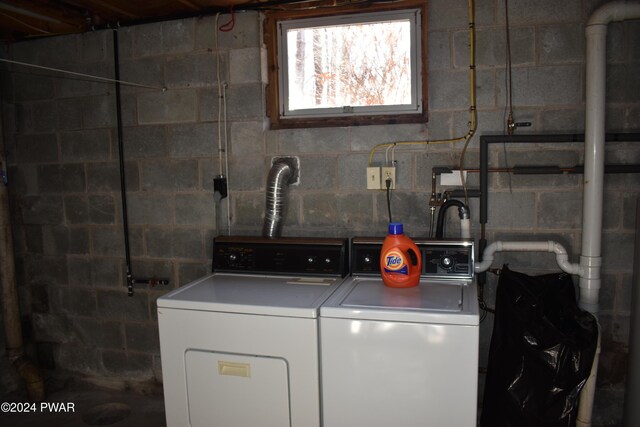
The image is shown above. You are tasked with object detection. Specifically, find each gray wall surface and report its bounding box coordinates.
[1,0,639,424]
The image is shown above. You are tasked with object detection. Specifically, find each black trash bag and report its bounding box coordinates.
[480,265,598,427]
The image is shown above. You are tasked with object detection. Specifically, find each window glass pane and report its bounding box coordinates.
[285,19,412,111]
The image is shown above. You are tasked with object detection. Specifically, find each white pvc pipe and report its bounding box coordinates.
[578,3,640,426]
[577,321,602,427]
[581,9,607,315]
[461,218,471,240]
[474,240,581,275]
[581,0,640,311]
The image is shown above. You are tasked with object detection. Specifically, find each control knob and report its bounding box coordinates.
[439,254,455,271]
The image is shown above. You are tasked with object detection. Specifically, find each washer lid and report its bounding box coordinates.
[157,273,342,318]
[320,277,479,325]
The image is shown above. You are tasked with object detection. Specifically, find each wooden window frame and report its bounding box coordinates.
[263,0,429,130]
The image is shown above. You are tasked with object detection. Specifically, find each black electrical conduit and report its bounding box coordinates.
[435,162,640,211]
[479,133,640,227]
[476,132,640,287]
[442,164,640,176]
[113,30,169,296]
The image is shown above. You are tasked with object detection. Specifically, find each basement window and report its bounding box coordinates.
[264,0,428,129]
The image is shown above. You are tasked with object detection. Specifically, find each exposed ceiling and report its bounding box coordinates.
[0,0,281,42]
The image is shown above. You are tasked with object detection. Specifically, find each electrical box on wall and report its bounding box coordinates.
[367,166,397,190]
[381,166,396,189]
[440,170,467,186]
[367,167,381,190]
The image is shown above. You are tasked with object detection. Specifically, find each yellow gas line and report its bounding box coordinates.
[367,0,478,168]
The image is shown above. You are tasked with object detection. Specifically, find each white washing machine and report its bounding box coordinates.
[158,236,348,427]
[320,238,479,427]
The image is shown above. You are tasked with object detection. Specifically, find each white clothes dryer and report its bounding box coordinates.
[158,236,348,427]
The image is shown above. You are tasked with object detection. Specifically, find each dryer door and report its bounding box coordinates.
[185,350,291,427]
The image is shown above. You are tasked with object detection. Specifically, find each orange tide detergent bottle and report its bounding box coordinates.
[380,223,422,288]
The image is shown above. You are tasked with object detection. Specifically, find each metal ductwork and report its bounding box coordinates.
[262,158,298,238]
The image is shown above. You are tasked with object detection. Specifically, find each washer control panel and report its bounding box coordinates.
[351,238,474,280]
[423,242,474,279]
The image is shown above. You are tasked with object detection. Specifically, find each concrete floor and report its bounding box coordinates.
[0,377,166,427]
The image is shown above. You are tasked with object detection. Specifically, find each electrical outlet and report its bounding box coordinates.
[440,170,467,186]
[381,166,396,189]
[367,167,381,190]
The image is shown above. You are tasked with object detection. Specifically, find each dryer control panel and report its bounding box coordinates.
[213,236,349,277]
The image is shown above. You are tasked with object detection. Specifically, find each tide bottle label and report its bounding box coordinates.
[383,250,408,275]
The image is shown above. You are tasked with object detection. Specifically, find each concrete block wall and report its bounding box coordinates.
[1,0,638,424]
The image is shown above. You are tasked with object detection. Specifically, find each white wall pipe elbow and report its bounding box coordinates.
[474,240,581,275]
[551,241,582,275]
[474,241,498,273]
[587,1,640,26]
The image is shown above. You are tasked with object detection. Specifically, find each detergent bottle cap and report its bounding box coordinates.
[388,222,403,235]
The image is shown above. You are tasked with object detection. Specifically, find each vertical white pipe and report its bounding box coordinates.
[578,3,640,426]
[581,1,640,311]
[576,321,601,427]
[580,20,607,314]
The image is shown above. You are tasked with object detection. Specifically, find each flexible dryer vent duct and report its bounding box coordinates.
[262,158,298,238]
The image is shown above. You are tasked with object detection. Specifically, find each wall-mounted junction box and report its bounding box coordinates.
[367,167,381,190]
[367,166,397,190]
[440,170,467,186]
[381,166,396,189]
